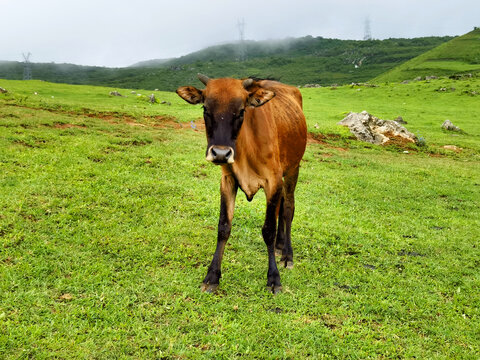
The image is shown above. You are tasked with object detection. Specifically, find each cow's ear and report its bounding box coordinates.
[176,86,204,104]
[247,88,275,107]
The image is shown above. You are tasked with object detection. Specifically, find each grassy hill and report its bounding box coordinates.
[373,28,480,83]
[0,36,451,91]
[1,77,479,358]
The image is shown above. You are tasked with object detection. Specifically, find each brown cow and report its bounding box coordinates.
[176,74,307,293]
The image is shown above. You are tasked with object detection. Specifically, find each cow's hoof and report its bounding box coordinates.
[201,283,218,293]
[275,248,283,257]
[280,257,294,269]
[273,285,283,294]
[266,285,282,294]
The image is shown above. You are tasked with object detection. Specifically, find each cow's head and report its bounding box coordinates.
[176,74,275,164]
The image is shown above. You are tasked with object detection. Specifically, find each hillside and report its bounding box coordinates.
[373,28,480,83]
[0,36,451,91]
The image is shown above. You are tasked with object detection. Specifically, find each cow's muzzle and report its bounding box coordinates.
[206,145,234,164]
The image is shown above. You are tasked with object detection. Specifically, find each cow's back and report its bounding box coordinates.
[254,80,307,173]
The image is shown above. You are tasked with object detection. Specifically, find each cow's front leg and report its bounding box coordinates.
[201,172,237,293]
[263,182,283,294]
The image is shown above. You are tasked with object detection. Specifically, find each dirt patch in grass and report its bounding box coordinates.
[4,103,180,128]
[307,132,349,151]
[83,111,122,121]
[125,121,146,127]
[53,123,86,129]
[151,119,184,129]
[383,131,417,148]
[151,118,206,132]
[187,119,205,131]
[79,111,179,128]
[12,139,48,148]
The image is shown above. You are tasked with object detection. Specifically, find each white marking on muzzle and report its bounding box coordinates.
[206,145,215,162]
[227,149,235,164]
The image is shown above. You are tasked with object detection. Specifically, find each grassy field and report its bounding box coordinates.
[1,78,479,358]
[374,28,480,83]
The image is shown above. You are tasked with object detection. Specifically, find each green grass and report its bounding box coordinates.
[0,80,201,123]
[373,28,480,83]
[1,78,479,358]
[303,78,480,156]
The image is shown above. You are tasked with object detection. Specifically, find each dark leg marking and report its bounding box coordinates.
[201,175,237,293]
[263,186,283,293]
[275,195,285,256]
[280,167,300,269]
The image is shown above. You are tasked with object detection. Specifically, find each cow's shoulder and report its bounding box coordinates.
[257,80,302,108]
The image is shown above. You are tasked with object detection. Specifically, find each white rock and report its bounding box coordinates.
[442,120,462,132]
[338,111,417,145]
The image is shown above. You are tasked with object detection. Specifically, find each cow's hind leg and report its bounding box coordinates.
[275,195,285,256]
[280,167,300,269]
[201,173,237,293]
[263,181,283,294]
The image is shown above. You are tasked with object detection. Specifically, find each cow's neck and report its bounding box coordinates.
[227,113,275,201]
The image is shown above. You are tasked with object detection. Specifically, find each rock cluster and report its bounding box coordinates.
[441,120,462,132]
[338,111,417,145]
[449,73,473,80]
[436,87,456,92]
[413,75,438,81]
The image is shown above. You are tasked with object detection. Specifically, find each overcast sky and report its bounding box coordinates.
[2,0,479,67]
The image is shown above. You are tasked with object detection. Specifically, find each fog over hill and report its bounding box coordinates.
[3,0,480,67]
[0,35,453,91]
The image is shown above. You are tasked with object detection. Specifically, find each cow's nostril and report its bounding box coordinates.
[211,148,217,157]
